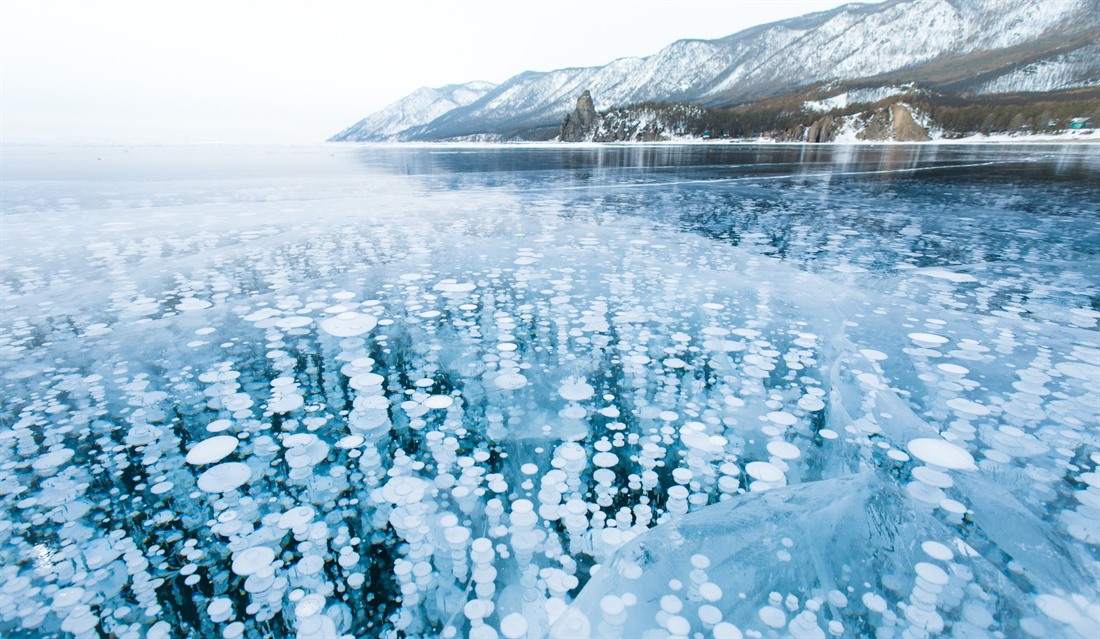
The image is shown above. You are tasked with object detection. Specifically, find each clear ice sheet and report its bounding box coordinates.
[0,144,1097,639]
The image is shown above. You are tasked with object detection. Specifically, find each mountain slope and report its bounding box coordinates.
[328,81,496,142]
[333,0,1100,141]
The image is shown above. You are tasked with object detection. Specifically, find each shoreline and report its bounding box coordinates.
[2,130,1096,150]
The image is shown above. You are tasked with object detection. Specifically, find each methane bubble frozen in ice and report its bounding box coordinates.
[196,462,252,493]
[908,332,949,347]
[494,372,527,390]
[558,378,595,401]
[907,438,977,470]
[767,441,801,460]
[320,311,377,337]
[231,546,276,576]
[185,435,239,465]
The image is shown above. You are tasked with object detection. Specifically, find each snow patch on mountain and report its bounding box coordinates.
[804,86,915,112]
[972,41,1100,94]
[329,81,496,142]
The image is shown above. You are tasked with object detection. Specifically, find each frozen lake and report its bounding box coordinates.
[1,143,1098,639]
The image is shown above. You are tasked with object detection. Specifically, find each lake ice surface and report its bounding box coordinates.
[1,144,1098,639]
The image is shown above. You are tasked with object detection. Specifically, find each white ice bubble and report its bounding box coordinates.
[758,605,786,628]
[500,613,528,639]
[185,435,239,465]
[745,461,784,483]
[945,398,990,417]
[908,333,949,346]
[712,622,743,639]
[196,462,252,493]
[593,452,619,468]
[320,312,377,337]
[766,411,797,426]
[906,438,976,471]
[914,562,949,586]
[494,373,528,390]
[921,541,954,562]
[766,441,801,460]
[231,546,275,576]
[558,378,595,401]
[937,363,969,375]
[424,395,454,410]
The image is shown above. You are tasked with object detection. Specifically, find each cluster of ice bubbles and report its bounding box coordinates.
[1,177,1098,639]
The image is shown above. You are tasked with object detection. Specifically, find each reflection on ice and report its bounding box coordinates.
[0,145,1097,638]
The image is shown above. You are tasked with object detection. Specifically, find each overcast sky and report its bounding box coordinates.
[2,1,880,144]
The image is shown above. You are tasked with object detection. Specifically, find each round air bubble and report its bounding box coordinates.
[945,398,990,417]
[914,562,950,586]
[320,312,377,337]
[766,441,801,460]
[207,419,232,432]
[559,379,595,401]
[500,613,528,639]
[294,593,325,619]
[907,438,976,470]
[52,587,85,609]
[699,605,723,625]
[435,281,477,294]
[232,546,275,576]
[32,448,75,472]
[424,395,454,409]
[921,541,954,561]
[592,452,618,468]
[798,396,825,411]
[912,466,953,488]
[699,582,723,602]
[600,596,625,616]
[186,435,239,465]
[758,606,786,628]
[1035,594,1081,625]
[666,615,690,635]
[745,461,784,483]
[197,462,252,493]
[277,503,316,527]
[713,622,743,639]
[937,363,969,375]
[908,333,949,347]
[766,411,797,426]
[862,593,887,613]
[349,373,385,390]
[494,373,527,390]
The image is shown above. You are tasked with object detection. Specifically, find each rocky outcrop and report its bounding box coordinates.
[559,90,601,141]
[806,115,840,142]
[803,103,931,142]
[888,103,931,141]
[855,103,931,141]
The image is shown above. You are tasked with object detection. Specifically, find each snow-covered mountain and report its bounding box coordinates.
[329,81,496,142]
[333,0,1100,141]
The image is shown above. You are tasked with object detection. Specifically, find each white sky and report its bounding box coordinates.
[1,1,880,144]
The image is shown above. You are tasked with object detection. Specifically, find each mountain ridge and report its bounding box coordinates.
[332,0,1100,142]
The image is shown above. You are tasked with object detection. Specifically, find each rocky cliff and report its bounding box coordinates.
[799,102,932,142]
[559,91,600,142]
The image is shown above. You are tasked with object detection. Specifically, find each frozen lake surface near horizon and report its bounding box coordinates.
[1,144,1098,639]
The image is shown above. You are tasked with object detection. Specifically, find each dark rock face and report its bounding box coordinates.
[559,90,601,141]
[857,110,892,141]
[806,115,839,142]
